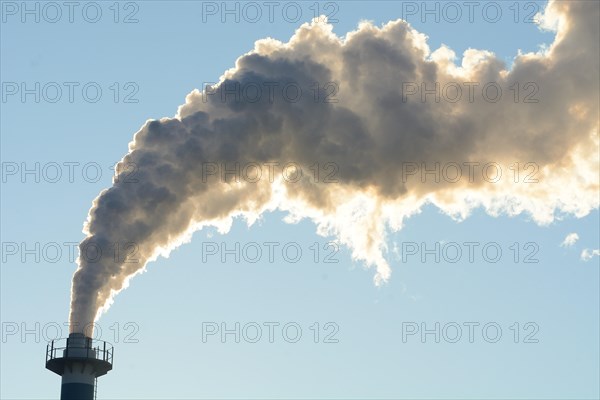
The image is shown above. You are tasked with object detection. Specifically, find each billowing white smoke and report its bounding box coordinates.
[69,0,599,333]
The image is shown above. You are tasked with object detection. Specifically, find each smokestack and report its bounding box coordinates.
[46,333,113,400]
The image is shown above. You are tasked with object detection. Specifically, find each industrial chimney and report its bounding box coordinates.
[46,333,114,400]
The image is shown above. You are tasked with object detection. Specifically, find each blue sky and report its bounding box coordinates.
[1,1,599,399]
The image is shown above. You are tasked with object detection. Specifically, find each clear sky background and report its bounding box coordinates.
[1,1,599,399]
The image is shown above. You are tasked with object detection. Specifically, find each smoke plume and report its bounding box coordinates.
[69,0,599,332]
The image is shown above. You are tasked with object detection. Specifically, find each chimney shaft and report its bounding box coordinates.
[46,333,113,400]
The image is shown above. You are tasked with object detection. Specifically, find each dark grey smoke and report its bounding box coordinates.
[69,0,599,332]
